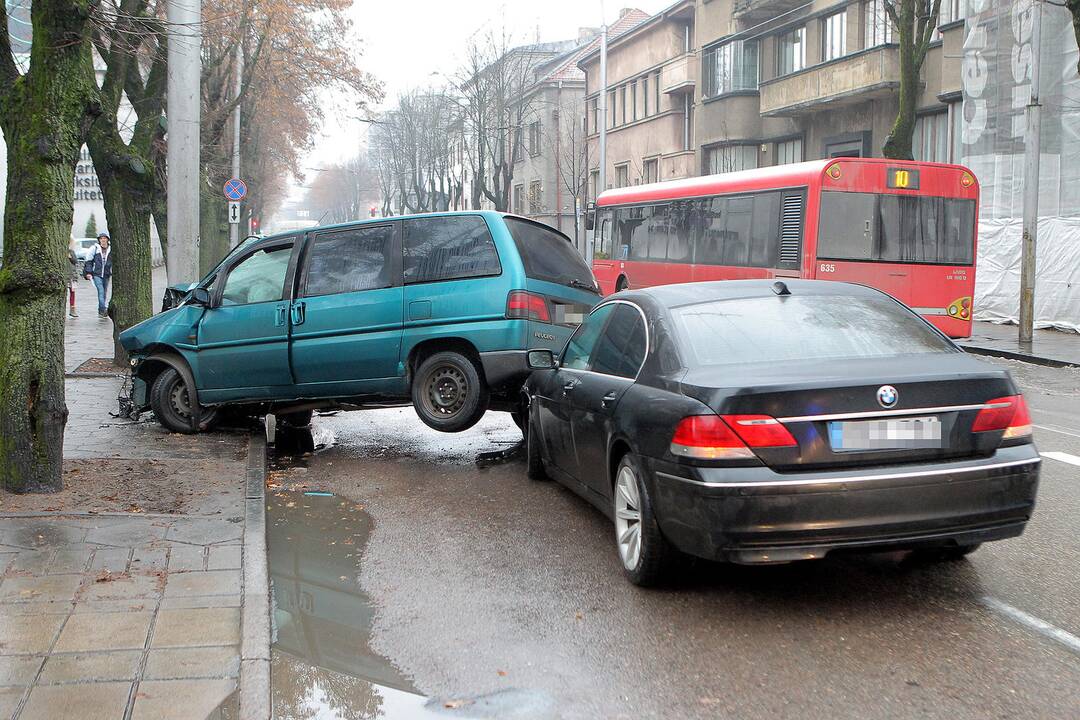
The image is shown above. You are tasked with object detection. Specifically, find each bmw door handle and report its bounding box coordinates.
[601,391,618,408]
[562,380,579,394]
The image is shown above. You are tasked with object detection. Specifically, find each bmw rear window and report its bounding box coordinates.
[672,295,956,367]
[505,218,597,293]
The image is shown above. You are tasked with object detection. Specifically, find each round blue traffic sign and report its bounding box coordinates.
[224,178,247,201]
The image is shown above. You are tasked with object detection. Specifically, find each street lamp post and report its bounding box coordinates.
[1019,0,1043,344]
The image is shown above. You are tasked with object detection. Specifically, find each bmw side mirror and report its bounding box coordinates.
[190,287,211,307]
[527,349,556,369]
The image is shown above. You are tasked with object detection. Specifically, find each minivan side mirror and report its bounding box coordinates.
[190,287,211,307]
[527,349,556,369]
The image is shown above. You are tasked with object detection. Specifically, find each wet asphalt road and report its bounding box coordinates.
[269,357,1080,719]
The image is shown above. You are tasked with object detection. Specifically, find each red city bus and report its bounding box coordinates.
[591,158,978,338]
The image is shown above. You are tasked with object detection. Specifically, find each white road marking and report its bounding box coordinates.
[1034,423,1080,440]
[1041,451,1080,467]
[981,596,1080,656]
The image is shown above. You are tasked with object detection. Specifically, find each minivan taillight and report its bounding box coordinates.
[972,395,1032,439]
[670,415,796,460]
[506,291,550,322]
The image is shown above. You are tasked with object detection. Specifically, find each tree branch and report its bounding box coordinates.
[0,0,21,91]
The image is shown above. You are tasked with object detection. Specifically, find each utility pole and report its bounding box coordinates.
[591,23,608,263]
[1019,0,1042,344]
[166,0,201,284]
[229,46,243,248]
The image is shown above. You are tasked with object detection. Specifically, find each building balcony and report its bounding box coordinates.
[662,53,697,95]
[734,0,810,24]
[758,46,901,117]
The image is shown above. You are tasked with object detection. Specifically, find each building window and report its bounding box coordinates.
[913,111,949,163]
[776,27,806,76]
[528,180,542,214]
[630,80,638,122]
[775,138,803,165]
[822,11,847,62]
[643,158,659,184]
[590,97,598,134]
[705,145,759,174]
[513,184,524,214]
[608,90,616,128]
[615,164,629,188]
[654,70,661,113]
[865,0,895,47]
[643,75,650,116]
[940,0,967,25]
[528,121,541,157]
[703,40,759,98]
[513,126,524,162]
[589,169,600,200]
[619,85,627,125]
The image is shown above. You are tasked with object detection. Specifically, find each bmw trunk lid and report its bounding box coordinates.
[679,354,1017,470]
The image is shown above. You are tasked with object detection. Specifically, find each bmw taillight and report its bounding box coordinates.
[972,395,1032,440]
[670,415,796,460]
[506,291,550,323]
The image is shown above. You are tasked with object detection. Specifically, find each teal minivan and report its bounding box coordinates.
[119,212,600,433]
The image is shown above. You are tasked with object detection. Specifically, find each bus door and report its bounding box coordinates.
[814,191,913,304]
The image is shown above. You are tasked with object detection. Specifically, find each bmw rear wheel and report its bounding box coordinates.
[614,453,673,586]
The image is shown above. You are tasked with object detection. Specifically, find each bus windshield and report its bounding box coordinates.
[817,191,975,265]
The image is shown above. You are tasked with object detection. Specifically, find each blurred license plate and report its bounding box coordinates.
[552,303,588,326]
[829,416,942,451]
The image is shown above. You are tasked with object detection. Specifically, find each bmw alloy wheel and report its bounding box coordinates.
[615,464,642,570]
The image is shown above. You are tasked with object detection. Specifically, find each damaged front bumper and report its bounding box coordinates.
[116,360,149,420]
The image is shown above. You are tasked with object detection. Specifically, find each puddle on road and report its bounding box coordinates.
[268,428,454,719]
[267,423,556,719]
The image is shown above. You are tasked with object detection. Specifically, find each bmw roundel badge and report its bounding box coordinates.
[877,385,899,408]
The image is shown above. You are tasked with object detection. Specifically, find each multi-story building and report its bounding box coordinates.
[510,16,650,249]
[696,0,967,172]
[580,4,697,197]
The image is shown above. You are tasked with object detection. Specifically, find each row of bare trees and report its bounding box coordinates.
[0,0,379,492]
[370,27,565,218]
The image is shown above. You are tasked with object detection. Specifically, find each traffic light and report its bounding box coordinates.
[251,216,260,234]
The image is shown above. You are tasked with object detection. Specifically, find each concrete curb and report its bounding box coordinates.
[238,431,271,719]
[960,345,1078,369]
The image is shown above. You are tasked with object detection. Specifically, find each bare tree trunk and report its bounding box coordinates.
[0,0,97,492]
[1068,0,1080,74]
[883,37,918,160]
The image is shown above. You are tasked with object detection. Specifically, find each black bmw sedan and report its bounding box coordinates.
[522,280,1040,586]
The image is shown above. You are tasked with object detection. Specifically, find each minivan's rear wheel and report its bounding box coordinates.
[412,351,488,433]
[150,368,217,434]
[614,453,673,586]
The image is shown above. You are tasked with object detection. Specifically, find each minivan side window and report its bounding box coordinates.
[561,304,615,370]
[220,246,292,306]
[403,216,501,284]
[303,225,395,297]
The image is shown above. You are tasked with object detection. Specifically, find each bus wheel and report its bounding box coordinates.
[615,276,629,292]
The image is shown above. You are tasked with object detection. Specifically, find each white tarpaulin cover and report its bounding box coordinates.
[975,218,1080,333]
[961,0,1080,332]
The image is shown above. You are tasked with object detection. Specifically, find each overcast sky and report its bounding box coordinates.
[294,0,673,198]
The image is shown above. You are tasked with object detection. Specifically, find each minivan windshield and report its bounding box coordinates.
[672,294,956,367]
[505,218,598,293]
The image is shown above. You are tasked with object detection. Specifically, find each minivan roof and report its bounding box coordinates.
[261,210,544,242]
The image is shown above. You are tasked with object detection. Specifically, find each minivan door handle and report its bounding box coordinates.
[291,301,306,326]
[601,391,618,408]
[275,304,287,327]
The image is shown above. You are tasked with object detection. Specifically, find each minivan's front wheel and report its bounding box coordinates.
[150,368,217,434]
[412,351,488,433]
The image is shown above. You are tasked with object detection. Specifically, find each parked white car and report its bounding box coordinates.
[73,237,99,262]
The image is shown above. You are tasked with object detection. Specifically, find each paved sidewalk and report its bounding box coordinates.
[0,269,269,719]
[958,320,1080,367]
